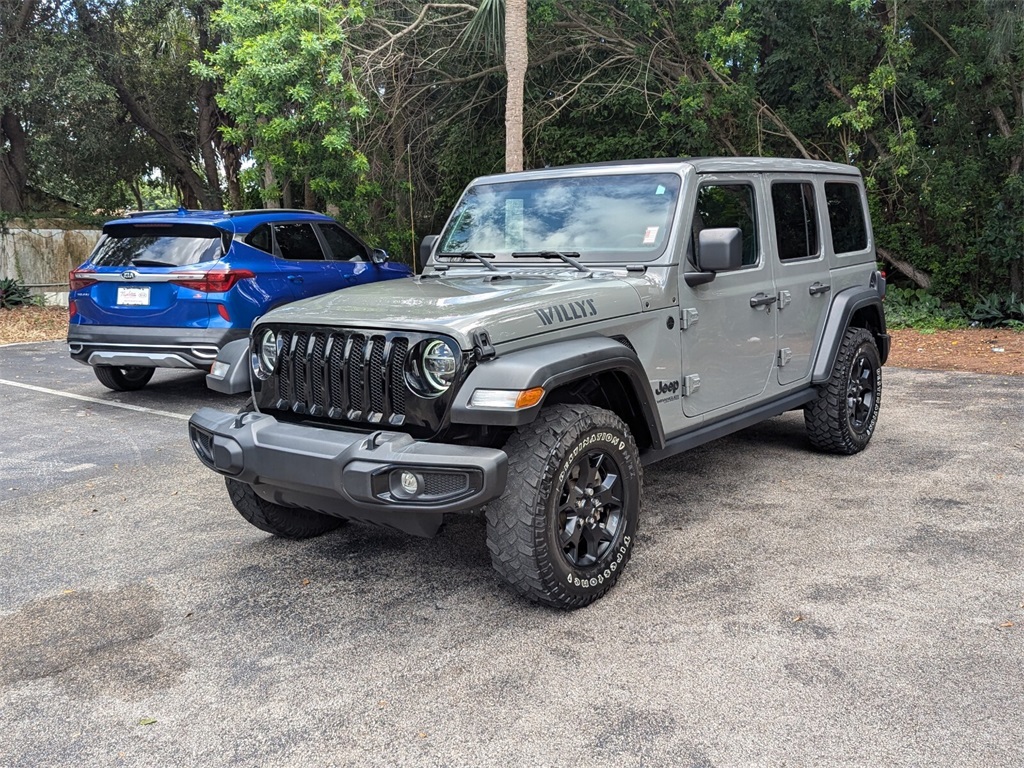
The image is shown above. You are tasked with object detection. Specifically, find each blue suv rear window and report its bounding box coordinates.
[92,224,225,267]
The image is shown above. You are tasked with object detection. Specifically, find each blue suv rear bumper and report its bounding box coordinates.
[68,325,247,370]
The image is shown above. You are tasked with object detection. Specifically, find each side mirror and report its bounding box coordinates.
[370,248,389,265]
[697,227,743,272]
[419,234,439,266]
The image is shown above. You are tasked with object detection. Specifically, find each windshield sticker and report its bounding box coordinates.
[535,299,598,326]
[643,226,659,244]
[656,185,666,195]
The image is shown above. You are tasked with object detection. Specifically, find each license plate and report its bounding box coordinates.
[117,286,151,306]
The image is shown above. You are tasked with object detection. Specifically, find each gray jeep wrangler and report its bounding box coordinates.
[189,158,888,609]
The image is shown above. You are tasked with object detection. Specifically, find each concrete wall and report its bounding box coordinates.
[0,220,101,307]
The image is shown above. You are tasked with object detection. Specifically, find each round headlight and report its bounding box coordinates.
[421,339,457,393]
[252,328,278,380]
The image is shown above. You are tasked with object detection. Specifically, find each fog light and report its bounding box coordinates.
[210,360,230,379]
[399,470,421,496]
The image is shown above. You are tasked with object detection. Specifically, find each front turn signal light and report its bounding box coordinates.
[469,387,544,409]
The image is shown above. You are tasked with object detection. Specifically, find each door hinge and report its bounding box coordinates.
[778,348,792,367]
[682,373,701,396]
[680,307,699,330]
[777,290,792,309]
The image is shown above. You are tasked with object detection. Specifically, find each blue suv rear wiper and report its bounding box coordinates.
[437,251,498,271]
[130,258,178,267]
[511,251,589,273]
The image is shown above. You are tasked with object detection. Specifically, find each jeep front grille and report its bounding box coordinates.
[272,329,411,425]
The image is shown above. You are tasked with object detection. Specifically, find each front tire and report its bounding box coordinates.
[486,404,642,609]
[805,327,882,454]
[93,365,155,391]
[226,478,345,539]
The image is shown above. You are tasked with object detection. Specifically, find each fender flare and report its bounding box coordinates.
[812,285,889,383]
[205,338,251,395]
[450,336,666,448]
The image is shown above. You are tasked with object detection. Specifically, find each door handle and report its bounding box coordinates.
[750,292,778,309]
[809,282,831,296]
[287,275,304,283]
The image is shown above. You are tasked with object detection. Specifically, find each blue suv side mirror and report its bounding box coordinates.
[370,248,389,265]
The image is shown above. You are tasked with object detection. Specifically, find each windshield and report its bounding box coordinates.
[438,173,682,263]
[90,224,225,267]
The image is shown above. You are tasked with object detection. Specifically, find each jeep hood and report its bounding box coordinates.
[261,269,644,347]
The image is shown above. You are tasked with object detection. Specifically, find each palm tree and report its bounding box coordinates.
[462,0,528,172]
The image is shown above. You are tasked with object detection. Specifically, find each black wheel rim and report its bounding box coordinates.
[555,447,625,569]
[847,352,876,433]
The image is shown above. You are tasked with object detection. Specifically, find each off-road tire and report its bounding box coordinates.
[805,327,882,454]
[486,404,642,609]
[93,365,155,391]
[226,478,345,539]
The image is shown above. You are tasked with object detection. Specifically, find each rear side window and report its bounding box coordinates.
[91,224,223,267]
[274,223,325,261]
[772,182,820,261]
[693,184,759,266]
[245,224,273,254]
[825,183,868,253]
[320,223,367,261]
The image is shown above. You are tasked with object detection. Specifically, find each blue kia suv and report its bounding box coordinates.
[68,208,411,392]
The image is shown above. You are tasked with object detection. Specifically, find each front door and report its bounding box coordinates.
[679,178,778,418]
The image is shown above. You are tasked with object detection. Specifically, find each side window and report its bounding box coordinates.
[320,223,368,262]
[771,182,820,261]
[245,224,272,254]
[692,184,759,266]
[824,182,868,254]
[274,223,326,261]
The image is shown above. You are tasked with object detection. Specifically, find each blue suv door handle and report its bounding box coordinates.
[287,275,304,283]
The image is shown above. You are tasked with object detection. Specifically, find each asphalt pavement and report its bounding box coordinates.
[1,340,1021,767]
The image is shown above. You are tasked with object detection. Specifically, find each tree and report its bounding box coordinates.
[199,0,369,210]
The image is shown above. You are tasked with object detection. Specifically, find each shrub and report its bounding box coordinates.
[969,293,1024,328]
[0,278,34,309]
[884,287,967,330]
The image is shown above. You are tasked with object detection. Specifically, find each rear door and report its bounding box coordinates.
[73,222,225,328]
[767,177,832,386]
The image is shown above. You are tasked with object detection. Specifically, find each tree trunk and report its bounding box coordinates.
[876,245,932,290]
[263,161,280,209]
[282,178,293,209]
[0,109,27,213]
[196,78,224,210]
[303,175,315,210]
[504,0,528,172]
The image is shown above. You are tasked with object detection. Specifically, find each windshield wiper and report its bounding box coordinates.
[130,258,178,267]
[437,251,497,271]
[511,251,589,273]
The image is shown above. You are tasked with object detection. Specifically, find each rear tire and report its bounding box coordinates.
[805,327,882,454]
[486,404,642,609]
[226,478,346,539]
[93,365,155,391]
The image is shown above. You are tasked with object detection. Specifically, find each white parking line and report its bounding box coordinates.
[0,379,189,421]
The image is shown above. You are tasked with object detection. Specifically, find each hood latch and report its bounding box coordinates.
[472,329,497,361]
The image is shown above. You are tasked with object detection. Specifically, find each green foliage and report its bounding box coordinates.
[969,293,1024,328]
[0,278,34,309]
[197,0,368,208]
[884,288,967,330]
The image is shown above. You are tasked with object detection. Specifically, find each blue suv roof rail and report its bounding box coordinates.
[223,208,322,218]
[123,209,190,218]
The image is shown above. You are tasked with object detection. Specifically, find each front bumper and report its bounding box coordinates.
[188,408,508,537]
[68,325,247,370]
